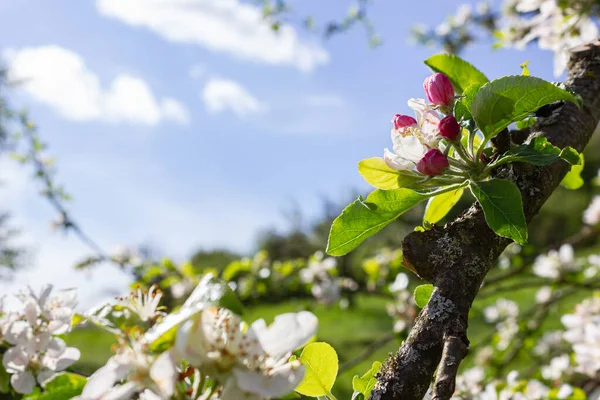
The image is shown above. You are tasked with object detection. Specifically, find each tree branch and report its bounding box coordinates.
[370,40,600,400]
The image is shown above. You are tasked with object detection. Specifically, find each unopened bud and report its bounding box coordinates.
[416,149,449,176]
[392,114,417,130]
[438,116,461,141]
[423,73,455,107]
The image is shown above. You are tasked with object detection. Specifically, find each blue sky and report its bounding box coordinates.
[0,0,558,308]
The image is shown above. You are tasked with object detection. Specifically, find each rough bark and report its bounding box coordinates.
[370,41,600,400]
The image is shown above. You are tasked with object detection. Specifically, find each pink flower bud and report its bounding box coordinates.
[438,116,461,141]
[392,114,417,130]
[423,73,455,106]
[416,149,449,176]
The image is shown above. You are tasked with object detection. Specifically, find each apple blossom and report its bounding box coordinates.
[561,296,600,378]
[484,298,519,323]
[120,285,164,323]
[1,285,80,394]
[416,148,449,176]
[174,307,317,399]
[384,98,442,172]
[74,342,177,400]
[423,73,455,107]
[532,244,577,279]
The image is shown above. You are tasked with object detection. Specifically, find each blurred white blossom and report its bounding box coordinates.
[562,296,600,378]
[584,196,600,226]
[484,298,519,323]
[533,244,576,279]
[1,285,80,394]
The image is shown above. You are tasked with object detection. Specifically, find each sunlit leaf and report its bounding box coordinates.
[295,342,339,398]
[414,284,434,308]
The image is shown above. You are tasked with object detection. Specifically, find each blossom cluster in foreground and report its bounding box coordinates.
[0,275,319,399]
[1,285,80,394]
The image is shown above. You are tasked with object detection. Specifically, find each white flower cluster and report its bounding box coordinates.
[448,370,574,400]
[561,295,600,379]
[300,251,344,305]
[483,298,520,351]
[77,276,318,399]
[501,0,599,76]
[1,285,80,394]
[386,273,418,334]
[532,244,577,279]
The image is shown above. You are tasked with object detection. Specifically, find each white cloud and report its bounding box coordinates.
[96,0,329,72]
[305,94,346,108]
[5,45,189,125]
[202,78,267,117]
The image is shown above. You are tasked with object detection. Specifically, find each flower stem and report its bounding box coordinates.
[452,140,476,168]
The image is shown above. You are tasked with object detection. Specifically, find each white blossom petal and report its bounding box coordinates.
[149,351,177,397]
[11,371,36,394]
[234,364,305,398]
[251,311,317,358]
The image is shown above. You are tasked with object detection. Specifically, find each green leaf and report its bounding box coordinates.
[358,158,424,190]
[326,189,430,256]
[24,373,86,400]
[490,137,581,168]
[327,184,467,256]
[561,153,585,190]
[352,361,382,398]
[296,342,339,398]
[423,187,464,224]
[471,75,579,140]
[469,179,528,244]
[424,54,489,94]
[414,284,434,308]
[454,83,483,123]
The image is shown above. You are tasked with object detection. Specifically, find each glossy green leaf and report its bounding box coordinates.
[358,158,424,190]
[296,342,339,398]
[414,284,434,308]
[490,137,581,168]
[424,54,488,94]
[469,179,528,244]
[561,153,585,190]
[327,189,430,256]
[352,361,382,398]
[454,83,483,123]
[327,184,467,256]
[471,75,579,140]
[423,187,464,224]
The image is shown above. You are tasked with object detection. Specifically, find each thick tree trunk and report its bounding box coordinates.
[370,41,600,400]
